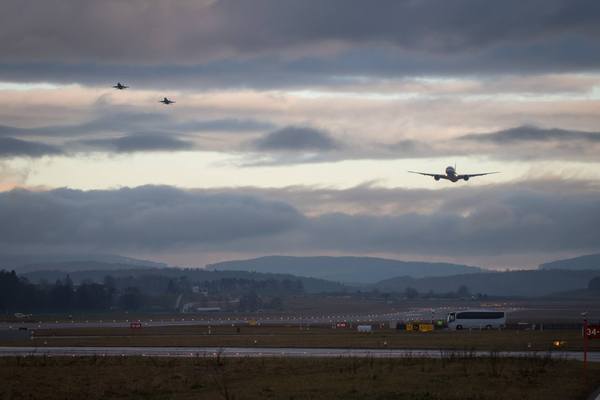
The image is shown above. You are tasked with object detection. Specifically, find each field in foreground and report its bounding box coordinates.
[1,356,598,400]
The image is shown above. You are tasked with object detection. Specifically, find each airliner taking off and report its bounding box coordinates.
[409,166,499,182]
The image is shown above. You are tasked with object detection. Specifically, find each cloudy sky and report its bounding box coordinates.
[1,0,600,269]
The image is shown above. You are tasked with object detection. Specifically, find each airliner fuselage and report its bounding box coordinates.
[444,166,458,182]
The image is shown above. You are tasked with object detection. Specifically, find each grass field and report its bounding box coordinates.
[6,325,599,352]
[0,355,598,399]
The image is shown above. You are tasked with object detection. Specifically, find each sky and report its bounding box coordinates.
[1,0,600,269]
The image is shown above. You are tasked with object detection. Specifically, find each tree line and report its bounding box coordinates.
[0,269,306,314]
[0,270,130,313]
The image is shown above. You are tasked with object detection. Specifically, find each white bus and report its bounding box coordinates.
[447,310,506,330]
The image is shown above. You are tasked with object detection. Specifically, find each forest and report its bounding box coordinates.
[0,270,304,313]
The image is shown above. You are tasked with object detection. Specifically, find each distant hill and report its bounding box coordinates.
[0,254,167,273]
[14,261,163,274]
[21,267,346,294]
[375,269,600,297]
[539,253,600,271]
[207,256,482,284]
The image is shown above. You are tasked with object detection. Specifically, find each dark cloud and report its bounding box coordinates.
[0,185,303,250]
[444,125,600,162]
[208,180,600,257]
[253,126,339,152]
[0,112,276,156]
[459,125,600,143]
[4,116,600,161]
[0,137,62,158]
[3,39,600,89]
[244,124,600,166]
[1,1,600,88]
[1,181,599,261]
[174,118,275,132]
[0,113,165,138]
[304,194,599,256]
[79,133,194,153]
[384,126,600,162]
[0,113,274,139]
[3,0,600,61]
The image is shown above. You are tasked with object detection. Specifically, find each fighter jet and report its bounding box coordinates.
[409,165,498,182]
[160,97,175,105]
[113,82,129,90]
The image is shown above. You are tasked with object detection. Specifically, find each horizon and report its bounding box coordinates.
[2,250,593,273]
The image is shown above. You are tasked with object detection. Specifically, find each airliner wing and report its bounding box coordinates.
[456,172,499,179]
[408,171,437,177]
[408,171,450,180]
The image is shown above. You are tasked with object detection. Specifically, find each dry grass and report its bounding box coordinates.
[0,355,598,399]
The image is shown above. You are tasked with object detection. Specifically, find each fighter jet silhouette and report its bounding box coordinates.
[113,82,129,90]
[160,97,175,105]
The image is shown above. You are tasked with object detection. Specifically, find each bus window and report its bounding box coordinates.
[456,311,504,320]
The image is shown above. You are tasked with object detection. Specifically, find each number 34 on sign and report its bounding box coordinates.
[584,325,600,339]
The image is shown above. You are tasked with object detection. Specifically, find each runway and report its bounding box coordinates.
[1,346,598,361]
[0,306,508,330]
